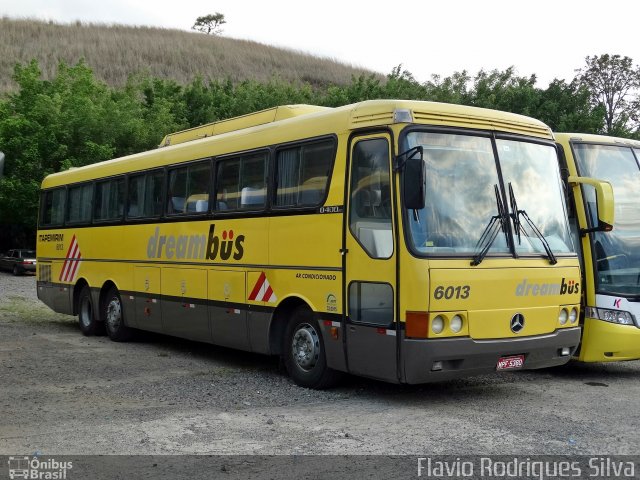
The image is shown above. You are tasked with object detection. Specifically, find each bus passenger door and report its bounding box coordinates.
[344,134,398,382]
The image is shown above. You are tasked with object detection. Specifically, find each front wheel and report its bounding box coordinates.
[12,265,20,276]
[283,305,340,389]
[103,287,133,342]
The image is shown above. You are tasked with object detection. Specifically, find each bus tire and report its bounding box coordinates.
[283,305,339,389]
[78,285,101,336]
[103,287,133,342]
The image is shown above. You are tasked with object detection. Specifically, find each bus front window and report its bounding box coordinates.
[574,143,640,296]
[497,139,573,256]
[404,132,509,255]
[404,131,573,259]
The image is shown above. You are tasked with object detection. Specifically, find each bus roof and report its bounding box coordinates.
[42,99,554,189]
[159,104,331,147]
[555,132,640,148]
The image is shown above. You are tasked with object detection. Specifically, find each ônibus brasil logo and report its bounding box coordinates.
[147,224,244,261]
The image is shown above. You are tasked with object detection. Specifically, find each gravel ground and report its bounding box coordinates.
[1,272,639,466]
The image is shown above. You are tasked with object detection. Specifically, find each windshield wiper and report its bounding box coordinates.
[471,184,509,266]
[508,182,557,265]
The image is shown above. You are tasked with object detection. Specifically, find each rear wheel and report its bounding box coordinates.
[103,287,133,342]
[283,305,339,389]
[78,285,102,336]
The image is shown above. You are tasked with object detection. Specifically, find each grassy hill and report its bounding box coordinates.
[0,17,382,93]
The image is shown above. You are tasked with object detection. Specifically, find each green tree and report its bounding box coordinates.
[536,79,604,133]
[577,54,640,135]
[423,71,471,104]
[0,60,187,238]
[0,60,115,234]
[192,13,226,35]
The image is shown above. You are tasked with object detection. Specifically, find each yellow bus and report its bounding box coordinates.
[36,100,612,388]
[556,132,640,362]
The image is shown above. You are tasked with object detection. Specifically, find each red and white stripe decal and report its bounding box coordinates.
[248,272,277,303]
[59,235,82,283]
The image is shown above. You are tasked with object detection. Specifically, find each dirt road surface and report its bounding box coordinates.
[1,273,639,461]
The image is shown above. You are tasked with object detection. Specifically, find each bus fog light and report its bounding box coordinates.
[560,347,571,356]
[432,316,445,334]
[569,308,578,324]
[559,308,568,325]
[431,361,443,371]
[450,315,463,333]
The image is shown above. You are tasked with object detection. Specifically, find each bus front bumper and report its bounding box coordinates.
[402,327,581,384]
[577,317,640,362]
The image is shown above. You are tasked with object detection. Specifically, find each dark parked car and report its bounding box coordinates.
[0,249,37,275]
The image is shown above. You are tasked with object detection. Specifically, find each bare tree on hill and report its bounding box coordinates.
[192,13,226,35]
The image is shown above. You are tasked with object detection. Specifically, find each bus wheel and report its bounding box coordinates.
[78,285,101,336]
[284,305,339,389]
[103,287,133,342]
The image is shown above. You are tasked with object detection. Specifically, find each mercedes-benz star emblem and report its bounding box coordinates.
[510,313,525,333]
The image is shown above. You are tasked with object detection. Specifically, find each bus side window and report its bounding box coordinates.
[275,139,334,207]
[94,177,124,221]
[185,162,210,213]
[349,282,394,326]
[127,174,144,218]
[41,188,65,227]
[67,183,93,224]
[215,152,267,211]
[127,170,163,218]
[349,138,393,259]
[167,166,188,215]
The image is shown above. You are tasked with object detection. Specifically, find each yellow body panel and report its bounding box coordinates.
[161,268,207,299]
[578,317,640,362]
[134,267,160,296]
[427,262,580,339]
[208,270,245,303]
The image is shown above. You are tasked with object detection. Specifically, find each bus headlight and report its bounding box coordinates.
[450,315,463,333]
[588,307,636,326]
[559,308,568,325]
[569,308,578,324]
[432,315,445,334]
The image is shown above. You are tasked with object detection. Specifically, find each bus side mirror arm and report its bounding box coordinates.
[568,175,615,236]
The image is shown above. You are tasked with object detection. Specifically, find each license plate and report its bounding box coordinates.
[497,354,525,370]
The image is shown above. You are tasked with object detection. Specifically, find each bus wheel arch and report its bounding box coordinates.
[269,297,308,356]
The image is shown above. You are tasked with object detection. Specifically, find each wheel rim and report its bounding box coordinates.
[291,323,320,371]
[106,295,122,331]
[80,295,92,328]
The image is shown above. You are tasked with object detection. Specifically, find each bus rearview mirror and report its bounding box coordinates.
[403,156,426,210]
[568,176,615,233]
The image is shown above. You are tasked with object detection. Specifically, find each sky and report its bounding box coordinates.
[1,0,638,87]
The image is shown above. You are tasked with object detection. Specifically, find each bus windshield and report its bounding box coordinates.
[405,131,573,258]
[573,143,640,297]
